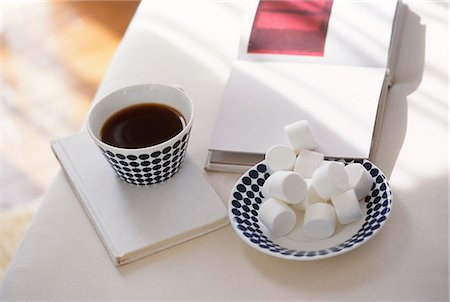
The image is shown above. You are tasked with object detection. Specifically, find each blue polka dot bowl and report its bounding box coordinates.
[229,159,393,260]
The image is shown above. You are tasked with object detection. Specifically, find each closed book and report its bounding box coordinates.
[52,132,228,266]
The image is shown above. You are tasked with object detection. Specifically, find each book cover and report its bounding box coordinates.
[52,132,228,266]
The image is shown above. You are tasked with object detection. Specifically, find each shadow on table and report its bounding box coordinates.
[243,170,448,299]
[372,6,426,178]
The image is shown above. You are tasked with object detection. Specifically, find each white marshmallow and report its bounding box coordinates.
[265,144,296,171]
[303,203,336,239]
[261,180,271,200]
[263,171,308,204]
[284,120,318,153]
[320,160,345,168]
[259,198,297,236]
[345,163,373,200]
[293,198,311,211]
[311,162,349,200]
[331,189,363,224]
[293,179,325,211]
[294,149,324,178]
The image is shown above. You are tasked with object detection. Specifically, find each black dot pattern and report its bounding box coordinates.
[229,159,393,260]
[98,130,190,185]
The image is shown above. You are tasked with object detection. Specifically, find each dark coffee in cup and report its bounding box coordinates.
[100,103,186,149]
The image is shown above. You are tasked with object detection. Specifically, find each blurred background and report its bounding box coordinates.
[1,0,140,279]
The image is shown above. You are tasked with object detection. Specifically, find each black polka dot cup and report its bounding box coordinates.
[87,84,193,185]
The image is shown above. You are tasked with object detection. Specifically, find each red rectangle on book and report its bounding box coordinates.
[248,0,334,56]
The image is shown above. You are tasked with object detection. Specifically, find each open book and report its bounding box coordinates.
[206,0,404,173]
[52,132,228,266]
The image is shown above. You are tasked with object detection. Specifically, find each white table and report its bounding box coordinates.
[1,1,448,300]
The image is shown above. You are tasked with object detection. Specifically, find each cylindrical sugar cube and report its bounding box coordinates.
[345,163,373,200]
[284,120,318,153]
[311,162,349,200]
[263,171,308,204]
[259,198,297,236]
[265,144,296,171]
[293,178,325,211]
[303,203,336,239]
[331,189,363,224]
[294,149,324,178]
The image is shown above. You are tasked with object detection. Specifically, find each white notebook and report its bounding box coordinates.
[52,132,228,266]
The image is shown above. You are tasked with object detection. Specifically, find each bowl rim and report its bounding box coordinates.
[228,158,393,260]
[86,83,195,153]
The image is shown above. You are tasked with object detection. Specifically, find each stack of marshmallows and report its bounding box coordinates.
[260,121,373,239]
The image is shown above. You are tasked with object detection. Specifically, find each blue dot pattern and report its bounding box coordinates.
[229,159,393,260]
[98,131,190,185]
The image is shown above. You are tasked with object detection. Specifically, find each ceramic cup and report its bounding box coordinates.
[87,83,194,185]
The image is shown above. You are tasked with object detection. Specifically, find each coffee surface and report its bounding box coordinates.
[100,103,185,148]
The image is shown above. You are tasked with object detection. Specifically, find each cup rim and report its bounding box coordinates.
[86,83,194,152]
